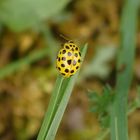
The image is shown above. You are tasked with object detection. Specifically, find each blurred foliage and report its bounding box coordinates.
[81,45,117,79]
[88,85,113,128]
[0,0,139,140]
[0,0,70,31]
[87,86,140,139]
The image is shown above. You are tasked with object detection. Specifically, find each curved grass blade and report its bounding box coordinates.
[110,0,139,140]
[0,48,48,79]
[37,44,87,140]
[37,75,64,140]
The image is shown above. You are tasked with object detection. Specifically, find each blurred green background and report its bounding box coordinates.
[0,0,139,140]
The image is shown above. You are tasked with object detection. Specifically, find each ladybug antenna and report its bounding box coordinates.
[59,34,71,42]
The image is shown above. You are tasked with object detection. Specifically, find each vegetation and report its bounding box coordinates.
[0,0,139,140]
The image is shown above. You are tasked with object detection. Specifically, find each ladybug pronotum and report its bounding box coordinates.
[56,41,81,78]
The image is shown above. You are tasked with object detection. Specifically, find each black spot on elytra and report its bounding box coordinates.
[59,52,61,54]
[70,44,72,47]
[61,64,65,67]
[62,50,66,54]
[67,60,72,65]
[62,57,66,61]
[78,59,81,63]
[62,73,65,76]
[65,69,69,73]
[79,52,81,56]
[58,57,60,61]
[76,66,79,69]
[71,48,74,51]
[71,70,74,73]
[65,46,70,49]
[73,45,76,47]
[58,67,61,71]
[75,47,78,50]
[68,52,72,56]
[74,53,78,57]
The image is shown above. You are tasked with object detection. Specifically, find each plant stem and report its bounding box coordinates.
[37,44,87,140]
[110,0,139,140]
[0,48,48,79]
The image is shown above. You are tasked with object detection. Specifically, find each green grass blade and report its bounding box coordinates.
[37,44,87,140]
[110,0,139,140]
[45,73,79,140]
[37,75,64,140]
[45,45,87,140]
[0,48,48,79]
[0,0,70,31]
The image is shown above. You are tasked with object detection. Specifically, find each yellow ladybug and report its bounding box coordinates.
[56,40,81,78]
